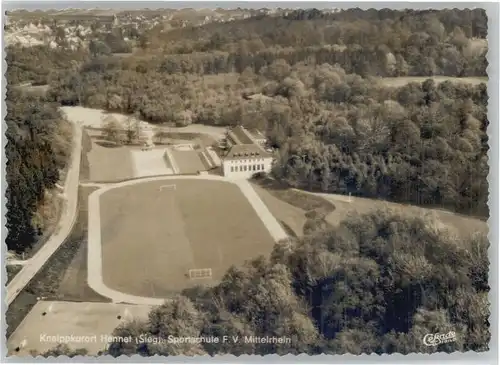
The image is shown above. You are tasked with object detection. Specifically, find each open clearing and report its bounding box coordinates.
[85,139,135,182]
[7,301,152,356]
[251,178,337,237]
[380,76,487,88]
[99,179,275,297]
[251,185,307,237]
[256,185,487,239]
[310,191,487,238]
[60,106,226,141]
[84,129,173,181]
[252,174,486,239]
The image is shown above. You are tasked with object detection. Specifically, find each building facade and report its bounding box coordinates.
[222,126,273,179]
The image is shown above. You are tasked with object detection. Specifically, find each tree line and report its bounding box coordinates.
[48,58,489,217]
[40,7,489,216]
[104,210,489,356]
[6,45,88,85]
[5,88,73,252]
[137,7,487,77]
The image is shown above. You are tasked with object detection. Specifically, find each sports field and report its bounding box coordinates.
[85,131,135,182]
[99,179,275,297]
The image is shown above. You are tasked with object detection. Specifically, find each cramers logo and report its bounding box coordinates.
[423,331,457,346]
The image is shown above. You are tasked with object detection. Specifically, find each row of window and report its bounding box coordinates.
[230,164,265,173]
[229,158,265,164]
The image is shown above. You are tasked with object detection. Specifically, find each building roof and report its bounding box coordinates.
[224,125,271,161]
[224,144,271,161]
[248,128,267,140]
[230,125,255,145]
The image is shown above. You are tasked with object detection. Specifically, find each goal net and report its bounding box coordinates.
[188,268,212,279]
[159,184,176,191]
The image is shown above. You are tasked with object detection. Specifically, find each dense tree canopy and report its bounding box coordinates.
[107,210,489,356]
[48,59,488,217]
[136,8,487,77]
[5,88,72,252]
[26,7,486,217]
[6,45,88,85]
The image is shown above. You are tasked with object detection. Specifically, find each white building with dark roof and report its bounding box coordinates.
[222,126,273,179]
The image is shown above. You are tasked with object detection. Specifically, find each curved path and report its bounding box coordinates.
[7,122,83,306]
[6,259,29,266]
[87,175,288,305]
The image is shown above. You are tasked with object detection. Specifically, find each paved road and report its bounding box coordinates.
[6,260,28,266]
[234,179,289,242]
[86,175,288,305]
[6,122,83,306]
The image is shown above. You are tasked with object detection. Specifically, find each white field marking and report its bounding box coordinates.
[86,176,228,305]
[159,184,176,191]
[86,174,280,304]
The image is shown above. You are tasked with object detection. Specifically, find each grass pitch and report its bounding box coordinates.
[99,179,275,297]
[86,135,134,182]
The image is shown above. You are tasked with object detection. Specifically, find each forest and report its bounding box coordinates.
[6,7,490,354]
[5,88,72,252]
[106,210,489,355]
[45,7,489,217]
[134,8,488,77]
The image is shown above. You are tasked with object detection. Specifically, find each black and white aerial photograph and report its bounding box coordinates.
[2,2,495,360]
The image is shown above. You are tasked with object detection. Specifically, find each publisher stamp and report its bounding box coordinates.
[423,332,457,346]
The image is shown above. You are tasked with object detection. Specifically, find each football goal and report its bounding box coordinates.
[188,268,213,279]
[159,184,176,191]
